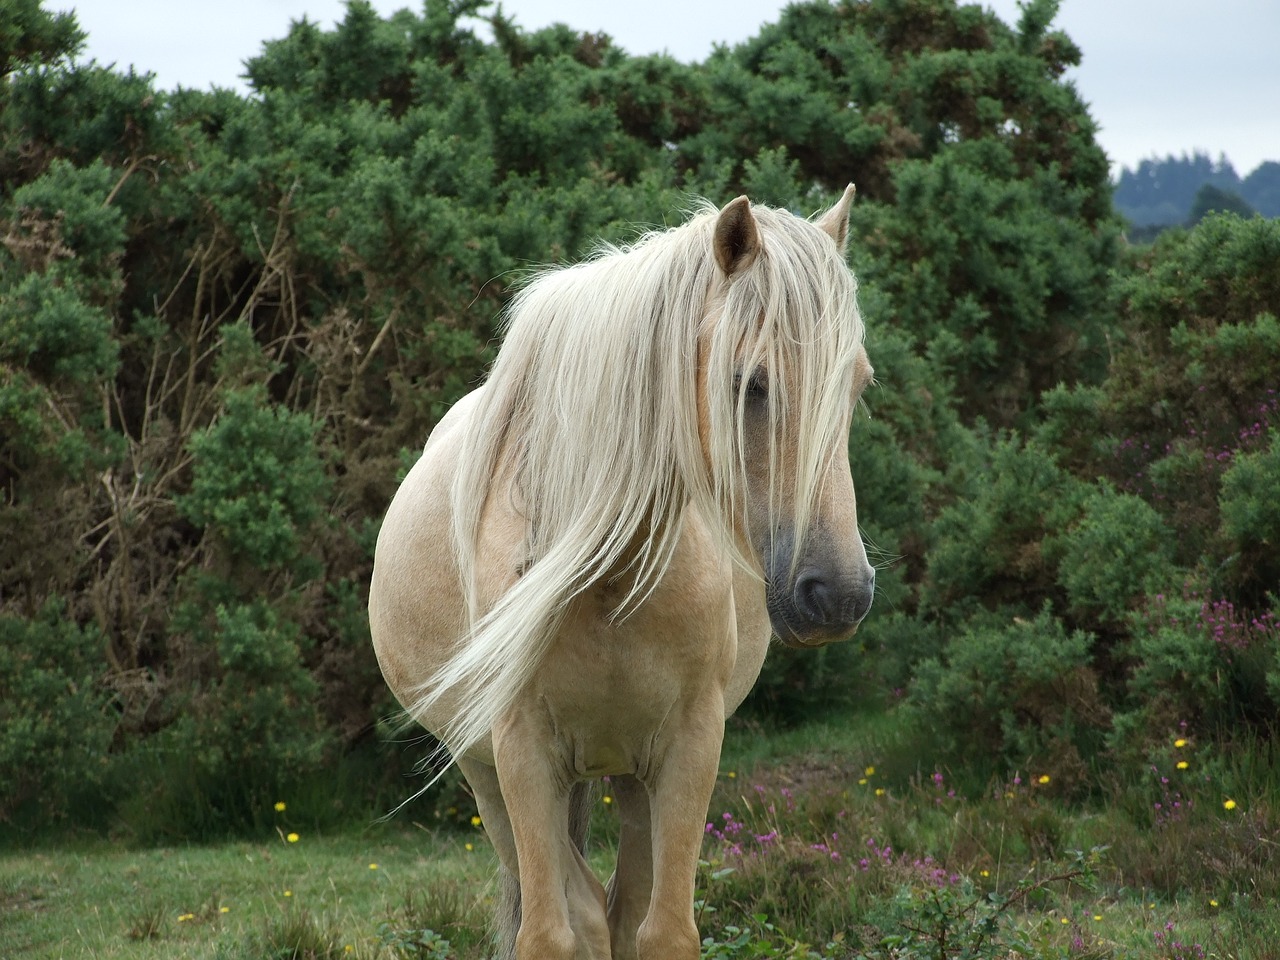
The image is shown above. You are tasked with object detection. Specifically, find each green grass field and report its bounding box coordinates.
[4,714,1278,959]
[1,825,497,958]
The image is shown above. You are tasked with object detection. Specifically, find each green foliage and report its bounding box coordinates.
[907,607,1107,779]
[375,923,455,959]
[1052,484,1179,624]
[862,142,1117,419]
[924,437,1084,616]
[0,598,116,826]
[867,848,1101,960]
[0,0,83,78]
[179,386,330,572]
[699,914,838,958]
[0,0,1272,839]
[8,158,126,291]
[1218,431,1280,588]
[219,908,350,960]
[1070,215,1280,587]
[1116,590,1279,745]
[0,268,117,399]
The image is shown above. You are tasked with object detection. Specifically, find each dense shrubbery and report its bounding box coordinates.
[1,0,1276,841]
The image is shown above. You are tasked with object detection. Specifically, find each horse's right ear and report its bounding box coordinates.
[713,196,761,277]
[815,183,856,255]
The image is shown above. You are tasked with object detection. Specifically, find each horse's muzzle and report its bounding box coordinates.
[767,564,875,648]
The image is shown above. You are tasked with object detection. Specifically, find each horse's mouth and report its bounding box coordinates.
[766,597,861,648]
[773,623,859,649]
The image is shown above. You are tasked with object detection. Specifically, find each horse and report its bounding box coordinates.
[368,186,876,960]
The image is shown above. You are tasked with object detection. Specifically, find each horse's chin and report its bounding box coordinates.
[770,618,859,650]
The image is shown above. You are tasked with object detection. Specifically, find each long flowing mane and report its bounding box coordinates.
[411,199,865,761]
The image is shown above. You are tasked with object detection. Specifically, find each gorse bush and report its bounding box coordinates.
[0,599,116,825]
[178,384,331,573]
[1218,429,1280,593]
[908,607,1108,783]
[1052,484,1179,625]
[1,0,1277,839]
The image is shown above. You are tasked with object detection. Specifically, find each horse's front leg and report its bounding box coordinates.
[456,757,521,960]
[493,707,609,960]
[606,775,652,960]
[635,696,724,960]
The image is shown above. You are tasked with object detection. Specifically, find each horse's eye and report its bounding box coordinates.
[734,369,769,403]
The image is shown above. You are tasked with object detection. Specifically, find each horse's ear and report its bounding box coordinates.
[815,183,856,254]
[713,196,761,276]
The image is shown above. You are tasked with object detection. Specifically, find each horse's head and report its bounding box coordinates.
[698,187,875,647]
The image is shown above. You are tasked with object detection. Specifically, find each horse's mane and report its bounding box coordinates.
[413,199,864,762]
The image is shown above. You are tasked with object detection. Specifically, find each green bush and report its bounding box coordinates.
[178,385,331,574]
[116,593,330,840]
[1093,216,1280,568]
[923,437,1084,617]
[908,606,1107,782]
[4,0,1268,830]
[863,141,1117,423]
[0,599,116,828]
[1116,590,1279,746]
[1051,482,1179,624]
[1219,430,1280,593]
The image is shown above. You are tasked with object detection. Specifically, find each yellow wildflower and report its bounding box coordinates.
[219,906,230,914]
[1210,899,1219,908]
[727,771,736,779]
[1093,914,1103,921]
[875,788,885,797]
[602,795,613,805]
[470,815,482,827]
[1174,738,1187,748]
[1177,760,1189,770]
[178,913,195,922]
[284,890,292,898]
[369,863,378,870]
[464,843,474,852]
[1224,799,1237,811]
[864,766,875,777]
[858,778,867,786]
[980,870,990,878]
[287,832,300,843]
[274,801,287,812]
[1038,775,1051,785]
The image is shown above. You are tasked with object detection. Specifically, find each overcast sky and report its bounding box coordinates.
[50,0,1279,177]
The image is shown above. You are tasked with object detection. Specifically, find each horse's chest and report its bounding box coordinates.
[528,598,734,779]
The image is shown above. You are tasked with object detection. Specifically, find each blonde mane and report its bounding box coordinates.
[412,199,865,761]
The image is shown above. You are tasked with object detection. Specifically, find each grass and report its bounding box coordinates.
[0,826,495,958]
[4,712,1280,958]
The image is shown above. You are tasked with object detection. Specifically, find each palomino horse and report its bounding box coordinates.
[369,187,875,960]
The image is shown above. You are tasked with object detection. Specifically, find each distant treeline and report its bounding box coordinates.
[1114,152,1280,232]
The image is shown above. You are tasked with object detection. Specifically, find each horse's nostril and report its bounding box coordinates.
[794,570,836,625]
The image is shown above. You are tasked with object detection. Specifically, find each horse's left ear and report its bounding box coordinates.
[713,196,761,277]
[815,183,856,254]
